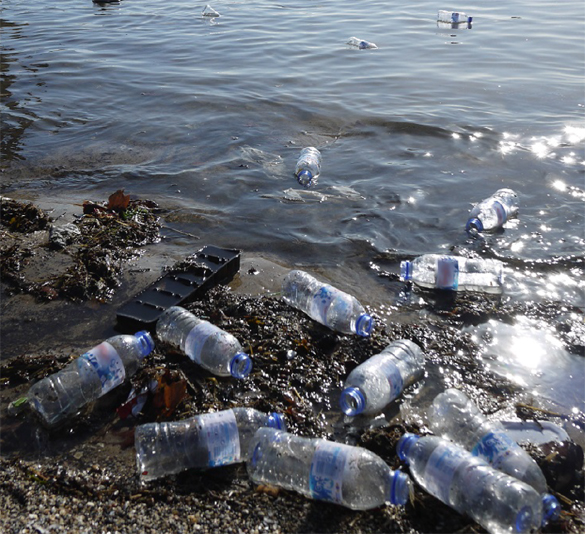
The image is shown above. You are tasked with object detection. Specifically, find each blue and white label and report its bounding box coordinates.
[201,410,240,467]
[309,441,348,504]
[378,358,404,401]
[436,257,459,290]
[78,341,125,395]
[424,442,468,505]
[310,284,338,322]
[185,321,219,365]
[472,431,519,469]
[492,201,507,226]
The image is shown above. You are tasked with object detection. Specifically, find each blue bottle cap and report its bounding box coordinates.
[297,170,313,187]
[542,494,561,524]
[466,217,484,234]
[400,260,412,281]
[229,352,252,379]
[134,331,155,358]
[388,470,412,506]
[355,314,373,337]
[268,412,286,431]
[339,387,366,416]
[397,433,420,463]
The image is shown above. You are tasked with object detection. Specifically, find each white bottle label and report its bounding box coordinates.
[436,257,459,290]
[310,284,338,322]
[201,409,241,467]
[78,341,126,396]
[185,321,219,364]
[424,442,468,505]
[377,358,404,401]
[492,201,507,226]
[309,441,348,504]
[471,431,520,470]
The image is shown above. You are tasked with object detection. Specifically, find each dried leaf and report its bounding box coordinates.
[107,189,130,211]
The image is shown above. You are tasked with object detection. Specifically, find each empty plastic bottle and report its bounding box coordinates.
[156,306,252,379]
[427,388,548,494]
[397,433,560,534]
[340,340,425,416]
[27,331,154,427]
[135,407,286,482]
[202,4,220,17]
[347,36,378,49]
[282,270,373,337]
[400,254,504,293]
[437,10,472,23]
[295,147,322,187]
[248,428,412,510]
[466,188,518,234]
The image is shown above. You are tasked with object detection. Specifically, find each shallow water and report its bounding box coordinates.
[1,1,584,422]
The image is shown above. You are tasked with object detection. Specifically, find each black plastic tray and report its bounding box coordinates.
[116,245,241,330]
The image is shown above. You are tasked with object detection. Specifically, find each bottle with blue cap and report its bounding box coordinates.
[295,147,322,187]
[347,36,378,49]
[428,388,549,494]
[400,254,504,294]
[135,407,286,482]
[397,433,560,534]
[156,306,252,379]
[27,331,154,427]
[339,340,424,417]
[247,427,412,510]
[466,188,519,235]
[437,10,473,24]
[282,270,373,337]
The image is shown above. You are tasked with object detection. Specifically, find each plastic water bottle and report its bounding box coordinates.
[427,388,548,494]
[27,331,154,427]
[135,407,286,482]
[248,428,412,510]
[400,254,504,293]
[397,434,560,534]
[347,36,378,49]
[295,147,322,187]
[282,270,373,337]
[466,188,519,234]
[156,306,252,379]
[437,10,472,23]
[339,340,425,416]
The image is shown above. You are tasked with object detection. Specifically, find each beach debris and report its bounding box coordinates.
[347,37,378,49]
[202,5,220,17]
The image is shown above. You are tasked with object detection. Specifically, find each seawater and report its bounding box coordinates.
[2,1,584,421]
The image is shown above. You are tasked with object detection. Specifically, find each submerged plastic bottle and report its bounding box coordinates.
[347,36,378,49]
[248,428,412,510]
[400,254,504,293]
[295,147,322,187]
[340,340,425,416]
[466,188,519,234]
[282,270,373,337]
[437,10,472,23]
[27,331,154,427]
[427,388,548,494]
[156,306,252,379]
[397,434,560,534]
[135,407,286,482]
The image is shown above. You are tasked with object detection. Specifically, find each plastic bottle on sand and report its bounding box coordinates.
[27,331,154,427]
[156,306,252,378]
[466,188,518,234]
[339,340,425,416]
[427,388,548,493]
[295,147,322,187]
[397,433,560,534]
[248,428,412,510]
[282,270,373,337]
[135,407,286,482]
[400,254,504,293]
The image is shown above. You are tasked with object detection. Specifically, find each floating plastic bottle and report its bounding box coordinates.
[156,306,252,379]
[248,428,412,510]
[202,4,220,17]
[135,407,286,482]
[295,147,322,187]
[400,254,504,293]
[347,36,378,49]
[397,433,560,534]
[427,388,548,494]
[437,10,472,23]
[282,270,373,337]
[466,188,519,234]
[27,331,154,427]
[340,340,424,416]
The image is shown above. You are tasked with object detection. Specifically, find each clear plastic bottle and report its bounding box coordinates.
[437,10,472,23]
[135,407,286,482]
[248,428,412,510]
[282,270,373,337]
[427,388,548,494]
[466,188,519,234]
[347,36,378,49]
[27,331,154,427]
[397,433,560,534]
[295,147,322,187]
[339,340,425,416]
[156,306,252,379]
[400,254,504,293]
